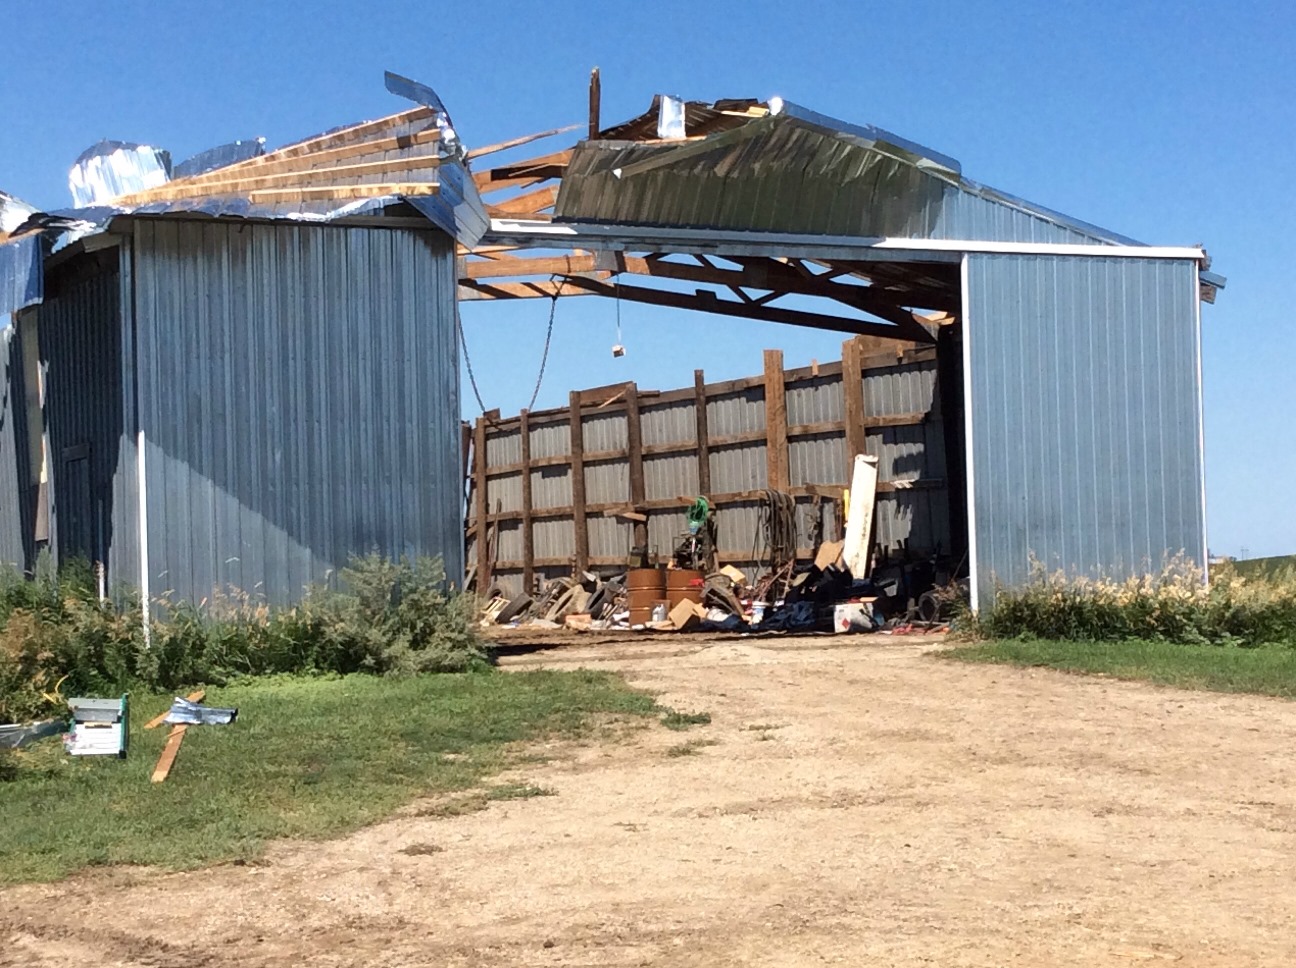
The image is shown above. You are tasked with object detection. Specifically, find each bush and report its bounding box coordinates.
[0,554,484,723]
[970,557,1296,647]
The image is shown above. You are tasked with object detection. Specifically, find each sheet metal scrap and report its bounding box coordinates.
[163,697,238,726]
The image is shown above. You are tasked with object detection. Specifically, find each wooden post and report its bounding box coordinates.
[569,391,589,573]
[519,409,534,593]
[625,382,648,557]
[841,336,867,465]
[693,368,711,496]
[588,67,601,140]
[473,416,488,593]
[763,350,790,491]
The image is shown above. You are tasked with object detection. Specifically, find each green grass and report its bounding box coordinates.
[946,638,1296,698]
[659,709,711,731]
[0,669,655,885]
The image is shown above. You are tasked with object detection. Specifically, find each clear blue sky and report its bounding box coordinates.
[2,1,1292,558]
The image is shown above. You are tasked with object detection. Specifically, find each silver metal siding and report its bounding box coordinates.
[35,257,139,590]
[966,254,1203,596]
[0,324,32,568]
[133,219,461,606]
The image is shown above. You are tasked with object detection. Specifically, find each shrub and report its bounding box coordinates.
[971,557,1296,646]
[0,554,484,723]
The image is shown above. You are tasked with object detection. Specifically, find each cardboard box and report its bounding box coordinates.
[669,598,705,631]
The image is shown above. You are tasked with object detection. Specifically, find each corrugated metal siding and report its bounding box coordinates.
[132,218,461,606]
[0,323,33,568]
[35,254,139,589]
[0,233,44,317]
[558,125,1119,247]
[966,254,1203,597]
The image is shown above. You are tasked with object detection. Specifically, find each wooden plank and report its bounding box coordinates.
[842,335,867,465]
[482,150,573,181]
[694,369,712,496]
[589,66,601,139]
[118,122,441,202]
[465,124,581,161]
[520,409,534,592]
[144,689,205,730]
[151,726,188,783]
[133,154,443,201]
[486,184,559,217]
[556,276,935,343]
[569,392,589,573]
[764,350,790,492]
[625,383,647,555]
[246,183,438,203]
[473,417,489,593]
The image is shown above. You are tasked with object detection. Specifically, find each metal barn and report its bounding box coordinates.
[461,92,1225,608]
[0,79,487,605]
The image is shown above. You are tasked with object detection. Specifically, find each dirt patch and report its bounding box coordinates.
[5,635,1296,966]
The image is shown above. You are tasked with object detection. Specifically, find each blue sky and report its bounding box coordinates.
[2,0,1292,558]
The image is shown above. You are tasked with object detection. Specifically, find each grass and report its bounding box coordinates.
[0,668,655,885]
[946,638,1296,699]
[665,738,718,757]
[659,709,712,731]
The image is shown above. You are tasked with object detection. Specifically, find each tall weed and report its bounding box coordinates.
[972,556,1296,646]
[0,554,483,723]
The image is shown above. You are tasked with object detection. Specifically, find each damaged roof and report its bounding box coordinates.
[0,72,487,318]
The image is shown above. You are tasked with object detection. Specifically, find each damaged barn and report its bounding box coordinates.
[461,83,1224,631]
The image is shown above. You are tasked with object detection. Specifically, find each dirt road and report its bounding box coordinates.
[6,636,1296,967]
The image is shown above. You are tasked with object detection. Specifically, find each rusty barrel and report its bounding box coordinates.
[666,568,706,609]
[627,567,666,626]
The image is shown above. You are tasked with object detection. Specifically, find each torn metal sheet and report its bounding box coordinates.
[69,141,171,208]
[0,231,44,316]
[173,138,266,179]
[0,190,38,235]
[162,696,238,726]
[384,70,463,157]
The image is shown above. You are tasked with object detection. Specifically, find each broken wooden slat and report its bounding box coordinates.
[465,124,581,161]
[151,725,188,783]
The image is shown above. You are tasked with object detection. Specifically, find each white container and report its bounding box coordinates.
[833,601,875,634]
[750,601,769,624]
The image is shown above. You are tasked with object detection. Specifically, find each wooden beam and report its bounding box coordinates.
[694,368,711,496]
[842,335,866,465]
[625,383,647,556]
[118,121,441,202]
[482,150,573,181]
[151,725,188,783]
[127,155,443,202]
[556,275,933,342]
[465,124,581,161]
[589,67,601,140]
[569,392,589,572]
[764,350,790,491]
[473,417,489,593]
[486,184,559,217]
[473,174,545,196]
[520,409,534,592]
[459,279,599,301]
[246,183,439,203]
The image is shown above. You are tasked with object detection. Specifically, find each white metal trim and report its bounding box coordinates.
[137,429,151,647]
[960,254,979,612]
[487,219,1205,261]
[1193,262,1209,581]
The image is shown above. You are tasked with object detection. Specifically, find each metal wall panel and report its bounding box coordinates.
[640,400,695,447]
[0,324,33,568]
[643,453,698,502]
[708,443,767,493]
[706,390,765,436]
[966,254,1203,599]
[786,377,844,426]
[528,420,570,460]
[132,219,461,606]
[34,254,140,590]
[530,464,572,510]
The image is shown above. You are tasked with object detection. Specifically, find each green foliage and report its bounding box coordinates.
[0,669,654,884]
[969,557,1296,647]
[0,554,484,723]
